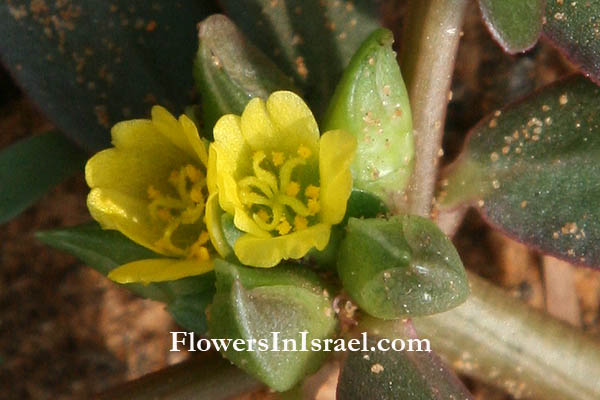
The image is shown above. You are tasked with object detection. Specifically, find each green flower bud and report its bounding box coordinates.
[323,28,414,207]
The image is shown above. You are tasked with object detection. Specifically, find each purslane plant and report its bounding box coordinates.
[2,0,600,399]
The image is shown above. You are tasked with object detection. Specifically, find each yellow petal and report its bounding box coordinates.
[87,188,176,256]
[266,91,319,153]
[319,130,356,224]
[151,106,206,165]
[180,114,208,166]
[205,192,232,258]
[240,97,279,151]
[213,114,247,172]
[234,223,331,268]
[108,257,213,284]
[210,142,244,214]
[212,115,252,213]
[86,119,194,200]
[207,144,218,194]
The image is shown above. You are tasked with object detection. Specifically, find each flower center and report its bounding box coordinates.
[147,164,210,260]
[238,145,321,236]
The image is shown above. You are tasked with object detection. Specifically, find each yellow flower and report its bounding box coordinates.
[86,106,225,283]
[208,91,357,268]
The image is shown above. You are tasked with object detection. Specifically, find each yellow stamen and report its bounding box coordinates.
[294,216,308,231]
[286,181,300,197]
[147,185,161,200]
[254,150,265,160]
[148,164,210,257]
[297,145,312,159]
[190,186,204,203]
[197,230,210,245]
[240,191,271,207]
[257,209,270,222]
[185,164,202,183]
[279,157,305,191]
[252,151,278,194]
[189,244,210,260]
[307,198,320,216]
[277,219,292,235]
[239,176,274,199]
[157,209,172,221]
[305,185,320,200]
[168,170,180,185]
[279,195,310,216]
[272,151,285,166]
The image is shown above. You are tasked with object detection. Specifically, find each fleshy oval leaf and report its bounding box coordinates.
[36,222,216,333]
[0,131,86,224]
[323,28,413,207]
[221,0,379,117]
[0,1,218,150]
[337,216,469,319]
[208,260,337,392]
[478,0,545,54]
[194,14,297,133]
[441,75,600,267]
[338,320,473,400]
[544,0,600,84]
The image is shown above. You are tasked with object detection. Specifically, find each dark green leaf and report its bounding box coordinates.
[344,190,389,223]
[194,14,298,134]
[36,222,216,307]
[478,0,544,54]
[338,320,472,400]
[544,0,600,84]
[441,75,600,267]
[0,1,218,150]
[208,260,336,392]
[221,0,380,117]
[167,293,214,335]
[0,132,86,224]
[338,216,469,319]
[323,28,413,206]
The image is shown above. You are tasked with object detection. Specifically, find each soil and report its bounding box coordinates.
[1,2,600,399]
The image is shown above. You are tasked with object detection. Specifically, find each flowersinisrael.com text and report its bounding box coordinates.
[170,331,431,353]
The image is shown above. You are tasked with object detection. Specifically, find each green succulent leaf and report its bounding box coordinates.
[0,132,86,224]
[338,319,473,400]
[338,216,469,319]
[323,28,413,207]
[441,75,600,267]
[221,0,379,117]
[478,0,545,54]
[0,1,218,150]
[167,294,213,336]
[36,222,216,333]
[194,14,298,133]
[544,0,600,84]
[208,260,336,392]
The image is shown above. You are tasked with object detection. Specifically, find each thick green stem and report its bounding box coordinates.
[413,272,600,400]
[401,0,469,217]
[96,353,261,400]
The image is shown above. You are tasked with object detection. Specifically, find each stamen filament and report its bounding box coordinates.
[279,157,305,191]
[240,191,272,207]
[278,195,310,216]
[239,176,274,198]
[253,152,279,194]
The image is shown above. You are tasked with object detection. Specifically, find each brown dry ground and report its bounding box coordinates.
[1,3,600,399]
